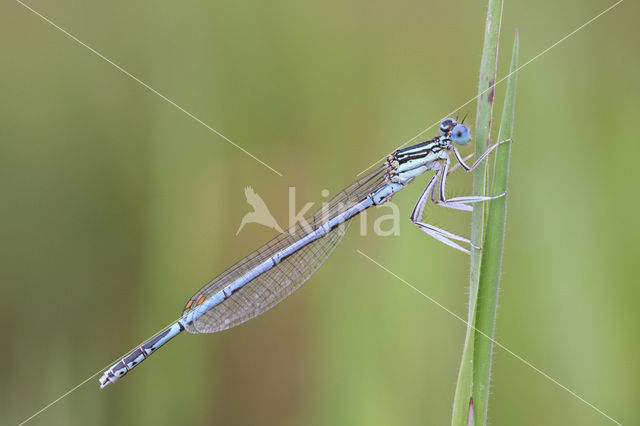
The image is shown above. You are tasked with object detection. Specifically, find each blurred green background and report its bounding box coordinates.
[2,0,639,425]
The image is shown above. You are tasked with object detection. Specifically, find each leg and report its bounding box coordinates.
[410,173,438,223]
[437,155,505,212]
[447,152,474,175]
[410,168,479,254]
[451,138,513,172]
[413,221,477,254]
[410,146,509,253]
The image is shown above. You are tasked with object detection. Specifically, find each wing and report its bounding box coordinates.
[182,165,388,334]
[189,220,350,333]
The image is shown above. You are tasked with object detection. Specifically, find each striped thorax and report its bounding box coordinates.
[385,117,471,187]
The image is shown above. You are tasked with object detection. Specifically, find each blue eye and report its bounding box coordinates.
[439,118,457,135]
[451,124,471,145]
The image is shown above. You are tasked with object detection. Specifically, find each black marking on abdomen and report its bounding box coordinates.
[141,327,175,352]
[123,348,145,367]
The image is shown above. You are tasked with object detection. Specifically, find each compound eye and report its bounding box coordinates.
[439,118,457,135]
[451,124,471,145]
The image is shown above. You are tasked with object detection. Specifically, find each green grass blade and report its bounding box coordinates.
[451,1,503,424]
[469,0,504,301]
[471,32,519,425]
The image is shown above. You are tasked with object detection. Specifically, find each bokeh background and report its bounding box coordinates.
[2,0,639,425]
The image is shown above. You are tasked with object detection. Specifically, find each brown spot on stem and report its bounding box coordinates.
[488,80,495,103]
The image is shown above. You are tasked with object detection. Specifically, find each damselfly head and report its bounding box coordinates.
[439,118,471,144]
[451,123,471,145]
[439,117,457,135]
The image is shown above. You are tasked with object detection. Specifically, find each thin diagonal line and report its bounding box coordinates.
[16,317,184,426]
[356,249,622,425]
[17,371,100,426]
[356,0,623,177]
[15,0,283,177]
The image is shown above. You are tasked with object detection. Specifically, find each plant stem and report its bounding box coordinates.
[451,1,503,424]
[472,32,519,425]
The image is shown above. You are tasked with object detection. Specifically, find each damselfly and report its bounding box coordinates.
[99,118,508,388]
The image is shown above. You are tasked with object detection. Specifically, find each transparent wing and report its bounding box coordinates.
[189,220,350,333]
[182,165,388,334]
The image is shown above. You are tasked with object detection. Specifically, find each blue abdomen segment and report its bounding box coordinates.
[372,183,404,204]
